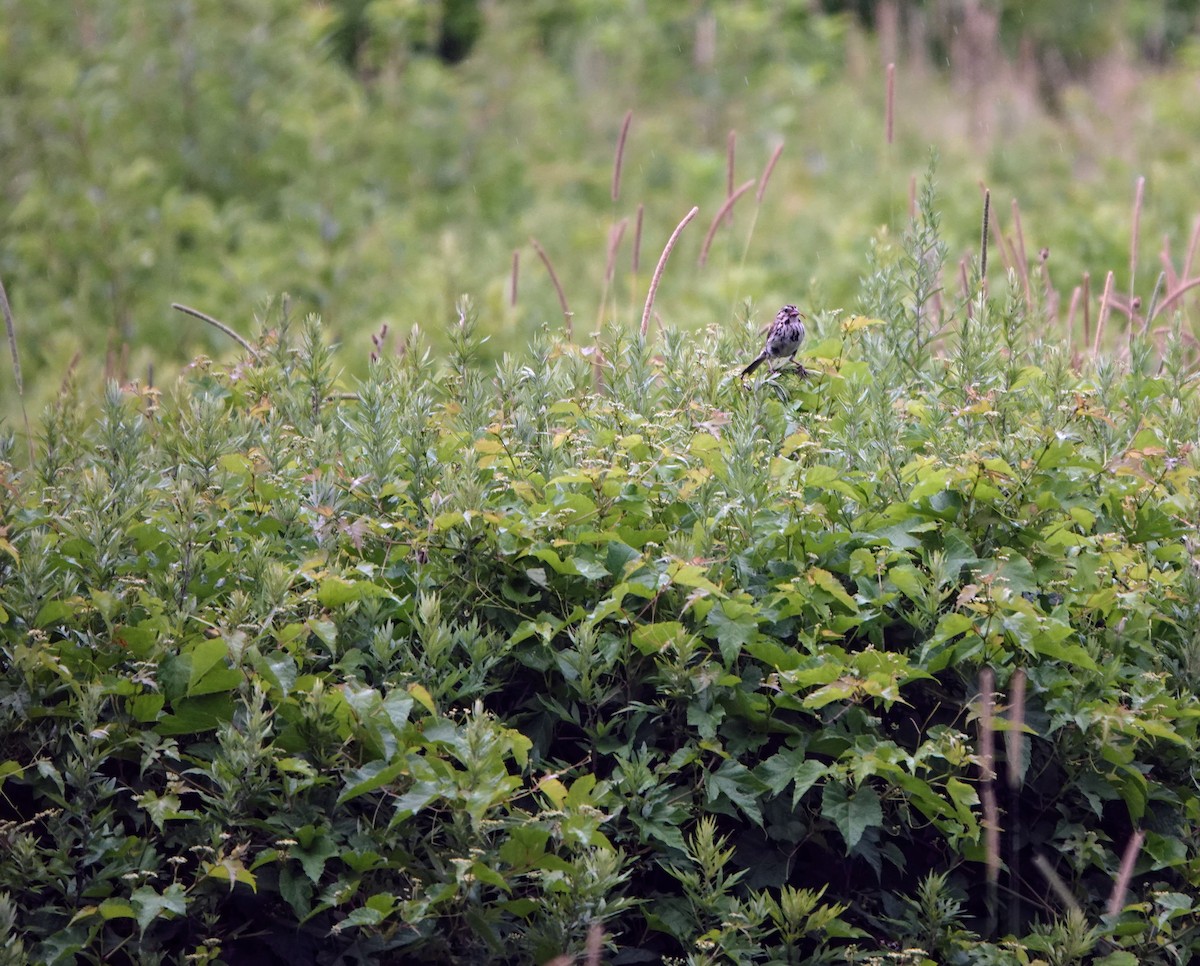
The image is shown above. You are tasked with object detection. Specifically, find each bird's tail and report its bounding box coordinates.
[741,354,767,377]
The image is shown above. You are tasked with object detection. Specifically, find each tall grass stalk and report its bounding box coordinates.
[596,218,629,327]
[171,303,262,360]
[726,129,736,199]
[612,110,633,203]
[1107,830,1145,919]
[0,276,34,464]
[1010,199,1032,312]
[699,179,755,267]
[1130,175,1145,297]
[980,189,991,288]
[530,237,573,339]
[885,62,896,145]
[736,142,785,284]
[1093,270,1115,356]
[640,206,699,338]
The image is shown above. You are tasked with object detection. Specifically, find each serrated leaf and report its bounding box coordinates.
[130,884,186,935]
[339,758,407,805]
[292,832,338,883]
[821,782,882,851]
[187,637,228,692]
[807,567,858,611]
[705,759,764,827]
[705,599,758,665]
[317,576,392,607]
[631,621,686,654]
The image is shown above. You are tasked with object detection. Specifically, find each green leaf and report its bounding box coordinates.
[339,758,408,805]
[705,759,764,827]
[631,621,686,654]
[755,746,827,807]
[705,599,759,664]
[292,831,339,883]
[821,781,882,851]
[888,564,927,602]
[130,884,187,935]
[391,780,442,823]
[279,865,313,919]
[317,576,393,607]
[1092,954,1138,966]
[97,899,136,921]
[156,693,235,735]
[807,567,858,611]
[187,637,229,693]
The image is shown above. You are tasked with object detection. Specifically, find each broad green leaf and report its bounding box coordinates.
[807,567,858,611]
[292,832,339,883]
[705,759,764,827]
[130,884,187,935]
[705,599,759,664]
[339,758,408,805]
[317,576,393,607]
[821,782,882,851]
[631,621,686,654]
[187,637,228,692]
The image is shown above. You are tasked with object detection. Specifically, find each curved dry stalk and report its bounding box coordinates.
[632,204,645,274]
[1,277,21,397]
[1092,270,1114,356]
[594,218,629,329]
[1130,175,1145,293]
[885,62,896,145]
[1150,275,1200,321]
[611,110,633,203]
[530,237,573,339]
[979,189,991,286]
[172,303,262,360]
[1,276,34,464]
[1107,830,1145,919]
[755,141,785,205]
[726,129,736,198]
[640,206,699,338]
[698,179,755,266]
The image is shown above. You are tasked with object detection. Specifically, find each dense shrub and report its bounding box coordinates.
[1,186,1199,964]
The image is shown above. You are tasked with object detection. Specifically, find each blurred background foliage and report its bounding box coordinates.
[2,0,1200,417]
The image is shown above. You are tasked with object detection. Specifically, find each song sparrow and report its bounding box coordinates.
[741,304,806,378]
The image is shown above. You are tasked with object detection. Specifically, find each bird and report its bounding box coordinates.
[741,304,806,378]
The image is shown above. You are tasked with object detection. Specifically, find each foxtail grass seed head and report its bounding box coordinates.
[726,128,736,198]
[632,203,645,274]
[1005,669,1026,789]
[1130,175,1145,292]
[1093,270,1115,356]
[641,206,699,338]
[980,189,990,284]
[612,109,633,203]
[699,179,755,267]
[1107,830,1145,919]
[530,237,572,339]
[756,142,784,205]
[885,62,896,145]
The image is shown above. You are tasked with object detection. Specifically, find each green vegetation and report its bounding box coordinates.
[3,2,1200,964]
[4,0,1200,422]
[2,174,1199,961]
